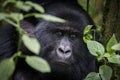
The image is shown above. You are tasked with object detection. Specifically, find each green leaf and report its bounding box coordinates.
[111,43,120,51]
[84,25,93,35]
[106,34,118,53]
[83,34,92,43]
[84,72,101,80]
[3,0,16,6]
[25,56,51,73]
[99,65,112,80]
[22,34,40,55]
[87,40,105,56]
[34,14,66,23]
[24,13,66,23]
[0,58,15,80]
[108,54,120,64]
[25,1,44,13]
[15,1,32,12]
[4,18,17,27]
[0,13,7,20]
[103,53,111,58]
[9,13,24,21]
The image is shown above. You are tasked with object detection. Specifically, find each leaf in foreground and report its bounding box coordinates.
[99,65,112,80]
[0,13,7,20]
[108,55,120,64]
[15,1,32,12]
[84,72,101,80]
[0,58,15,80]
[34,14,66,23]
[111,43,120,51]
[25,1,44,13]
[106,34,117,53]
[22,34,40,55]
[87,40,105,56]
[25,56,51,73]
[84,25,93,35]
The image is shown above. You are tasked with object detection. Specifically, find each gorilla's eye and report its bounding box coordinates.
[70,34,77,38]
[56,31,63,36]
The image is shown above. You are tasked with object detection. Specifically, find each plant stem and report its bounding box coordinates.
[17,21,23,52]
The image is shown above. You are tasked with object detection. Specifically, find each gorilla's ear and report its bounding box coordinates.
[21,20,35,37]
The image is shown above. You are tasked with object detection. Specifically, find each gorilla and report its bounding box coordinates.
[0,0,97,80]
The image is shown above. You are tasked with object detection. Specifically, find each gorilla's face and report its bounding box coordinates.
[35,22,88,71]
[34,3,96,72]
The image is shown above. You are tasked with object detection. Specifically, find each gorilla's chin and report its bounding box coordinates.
[50,61,71,72]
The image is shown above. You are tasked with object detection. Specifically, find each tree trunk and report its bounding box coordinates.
[101,0,120,44]
[101,0,120,80]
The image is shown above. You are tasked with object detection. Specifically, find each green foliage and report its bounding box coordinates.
[22,34,40,55]
[108,54,120,64]
[112,43,120,51]
[0,58,15,80]
[3,0,44,13]
[99,65,112,80]
[83,25,93,43]
[84,72,101,80]
[83,25,93,35]
[77,0,96,16]
[83,25,120,80]
[106,34,118,53]
[15,1,32,12]
[25,1,44,13]
[34,14,66,23]
[25,13,66,23]
[26,56,51,73]
[87,41,105,57]
[84,65,112,80]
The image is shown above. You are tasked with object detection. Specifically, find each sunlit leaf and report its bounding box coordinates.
[0,13,7,20]
[34,14,66,23]
[84,72,101,80]
[3,0,16,6]
[22,34,40,55]
[108,54,120,64]
[25,56,51,73]
[83,34,92,43]
[16,1,32,12]
[87,40,105,56]
[99,65,112,80]
[84,25,93,35]
[9,13,24,21]
[106,34,118,53]
[0,58,15,80]
[25,1,44,13]
[111,43,120,51]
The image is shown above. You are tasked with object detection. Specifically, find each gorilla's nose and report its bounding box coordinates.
[57,45,72,58]
[58,45,71,54]
[56,37,72,58]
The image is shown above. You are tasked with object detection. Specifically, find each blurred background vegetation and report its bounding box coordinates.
[78,0,105,26]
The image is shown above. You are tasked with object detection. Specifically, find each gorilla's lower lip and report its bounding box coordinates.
[54,61,70,67]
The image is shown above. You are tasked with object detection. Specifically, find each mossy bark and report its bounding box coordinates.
[101,0,120,44]
[101,0,120,80]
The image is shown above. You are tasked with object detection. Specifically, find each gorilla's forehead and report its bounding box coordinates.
[47,22,83,33]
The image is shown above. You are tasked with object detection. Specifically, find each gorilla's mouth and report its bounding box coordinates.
[53,61,70,68]
[55,62,69,66]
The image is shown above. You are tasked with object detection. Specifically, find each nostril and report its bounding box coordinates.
[58,48,64,53]
[57,46,72,58]
[65,50,71,54]
[58,47,71,54]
